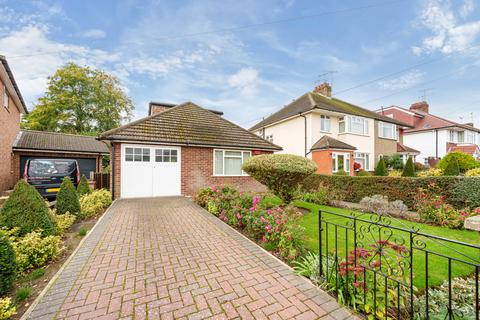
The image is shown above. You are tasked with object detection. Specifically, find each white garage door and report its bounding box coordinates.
[121,144,181,198]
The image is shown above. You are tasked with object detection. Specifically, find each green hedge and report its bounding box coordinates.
[301,174,476,208]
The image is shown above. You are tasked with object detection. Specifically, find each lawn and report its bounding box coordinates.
[295,201,480,289]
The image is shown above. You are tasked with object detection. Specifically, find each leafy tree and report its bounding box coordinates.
[402,157,416,177]
[56,177,81,214]
[437,152,478,173]
[0,235,16,295]
[242,154,317,203]
[23,63,133,134]
[0,180,57,237]
[443,158,460,176]
[374,158,387,176]
[77,175,91,196]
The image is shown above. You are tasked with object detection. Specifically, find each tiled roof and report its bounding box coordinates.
[448,144,480,156]
[250,92,410,131]
[404,110,480,133]
[311,135,356,151]
[98,102,282,151]
[13,130,110,154]
[397,142,420,154]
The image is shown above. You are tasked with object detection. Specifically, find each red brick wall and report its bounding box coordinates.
[111,142,121,199]
[311,149,354,176]
[110,143,270,199]
[0,80,21,193]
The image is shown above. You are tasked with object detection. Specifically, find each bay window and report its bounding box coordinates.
[354,152,370,171]
[378,121,398,140]
[332,153,350,173]
[214,150,251,176]
[320,115,331,132]
[339,116,369,135]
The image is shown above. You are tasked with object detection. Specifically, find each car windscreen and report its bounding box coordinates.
[28,159,76,177]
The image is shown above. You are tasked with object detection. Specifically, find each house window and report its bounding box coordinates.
[214,150,251,176]
[449,130,455,142]
[3,86,8,110]
[457,131,465,143]
[155,149,178,162]
[125,147,150,162]
[320,115,331,132]
[466,131,475,144]
[354,152,370,170]
[332,153,350,173]
[339,116,369,135]
[378,122,398,140]
[266,134,273,143]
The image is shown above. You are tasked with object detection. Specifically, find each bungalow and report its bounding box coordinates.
[98,102,281,199]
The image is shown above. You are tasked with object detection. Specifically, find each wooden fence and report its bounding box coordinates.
[93,172,110,190]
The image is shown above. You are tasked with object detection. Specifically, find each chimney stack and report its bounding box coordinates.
[409,101,429,114]
[313,82,332,98]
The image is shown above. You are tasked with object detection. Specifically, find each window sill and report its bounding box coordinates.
[378,136,398,141]
[338,132,370,137]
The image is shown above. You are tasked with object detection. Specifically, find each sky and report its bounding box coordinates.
[1,0,480,128]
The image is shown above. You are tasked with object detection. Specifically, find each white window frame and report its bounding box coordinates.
[378,121,398,140]
[354,152,370,171]
[213,149,251,177]
[3,85,8,111]
[339,115,369,136]
[125,147,150,162]
[466,131,475,144]
[320,115,331,132]
[332,152,350,173]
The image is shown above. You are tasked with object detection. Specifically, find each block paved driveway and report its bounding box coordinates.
[27,197,357,320]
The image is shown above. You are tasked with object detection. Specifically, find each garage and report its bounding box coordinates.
[120,144,181,198]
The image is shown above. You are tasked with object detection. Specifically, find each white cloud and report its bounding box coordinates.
[228,68,259,96]
[413,0,480,55]
[82,29,106,39]
[377,70,425,90]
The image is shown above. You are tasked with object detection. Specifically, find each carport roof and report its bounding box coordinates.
[13,130,110,154]
[98,102,282,151]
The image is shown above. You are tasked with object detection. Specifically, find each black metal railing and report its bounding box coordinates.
[316,208,480,320]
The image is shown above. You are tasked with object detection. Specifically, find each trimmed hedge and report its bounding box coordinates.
[0,235,16,295]
[300,174,476,209]
[56,177,81,214]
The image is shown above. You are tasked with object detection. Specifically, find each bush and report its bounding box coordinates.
[242,154,317,203]
[77,175,91,196]
[383,154,404,170]
[12,230,63,274]
[402,156,415,177]
[16,287,31,302]
[374,158,387,176]
[451,178,480,209]
[465,167,480,176]
[387,170,402,177]
[360,195,408,216]
[0,235,16,295]
[334,169,348,176]
[417,168,443,177]
[49,210,76,234]
[79,189,112,219]
[0,298,16,320]
[0,180,57,237]
[415,162,427,171]
[300,188,329,205]
[56,177,81,214]
[355,170,371,176]
[438,151,478,173]
[443,158,460,176]
[300,174,469,209]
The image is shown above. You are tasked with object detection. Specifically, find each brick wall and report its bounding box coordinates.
[0,78,21,193]
[311,149,354,176]
[374,120,398,165]
[111,142,121,199]
[110,143,269,199]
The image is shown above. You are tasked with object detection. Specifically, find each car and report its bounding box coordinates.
[24,158,80,198]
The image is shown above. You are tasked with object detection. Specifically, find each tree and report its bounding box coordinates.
[23,63,133,134]
[437,151,478,173]
[443,158,460,176]
[56,177,81,215]
[374,158,387,176]
[242,154,317,203]
[77,175,91,196]
[402,157,415,177]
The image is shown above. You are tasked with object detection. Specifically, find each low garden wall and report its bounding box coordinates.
[301,174,478,209]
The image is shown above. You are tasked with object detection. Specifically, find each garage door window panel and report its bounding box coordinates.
[155,149,178,163]
[125,148,150,162]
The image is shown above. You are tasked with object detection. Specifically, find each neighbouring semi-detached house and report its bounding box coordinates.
[98,102,281,199]
[250,83,413,175]
[378,102,480,165]
[0,55,28,193]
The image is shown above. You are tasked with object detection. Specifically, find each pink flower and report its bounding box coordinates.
[236,213,243,219]
[266,225,272,233]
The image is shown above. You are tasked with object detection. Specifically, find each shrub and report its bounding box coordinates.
[451,178,480,209]
[355,170,371,176]
[417,168,443,177]
[402,156,415,177]
[242,154,317,203]
[387,170,402,177]
[77,175,91,196]
[383,154,404,170]
[0,235,16,295]
[443,158,460,176]
[293,252,320,283]
[465,167,480,176]
[49,210,76,234]
[16,287,31,302]
[300,188,329,205]
[56,177,81,214]
[438,151,478,173]
[0,298,16,320]
[360,195,408,216]
[78,228,87,237]
[13,231,63,273]
[374,158,387,176]
[334,169,348,176]
[415,162,427,171]
[78,189,112,219]
[0,180,57,237]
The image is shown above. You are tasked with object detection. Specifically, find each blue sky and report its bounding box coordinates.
[1,0,480,127]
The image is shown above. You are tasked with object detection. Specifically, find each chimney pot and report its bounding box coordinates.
[313,82,332,97]
[409,101,429,114]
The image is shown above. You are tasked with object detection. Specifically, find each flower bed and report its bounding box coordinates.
[195,186,305,261]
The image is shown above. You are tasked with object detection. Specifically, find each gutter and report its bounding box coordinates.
[12,148,109,156]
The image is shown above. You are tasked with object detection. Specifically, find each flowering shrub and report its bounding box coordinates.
[416,168,443,177]
[195,187,305,261]
[49,209,76,234]
[414,184,477,229]
[0,298,16,320]
[79,189,112,219]
[465,167,480,176]
[387,170,402,177]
